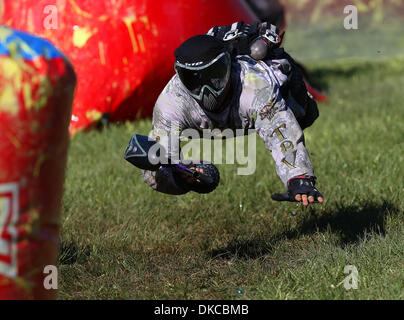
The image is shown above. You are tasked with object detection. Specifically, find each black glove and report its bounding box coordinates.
[172,162,220,194]
[271,175,323,202]
[257,22,284,48]
[208,21,259,57]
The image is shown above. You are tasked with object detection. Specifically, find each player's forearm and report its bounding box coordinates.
[255,106,315,186]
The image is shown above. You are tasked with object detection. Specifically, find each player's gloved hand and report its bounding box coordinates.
[271,175,324,207]
[257,22,284,48]
[224,22,260,56]
[249,23,284,60]
[173,162,220,194]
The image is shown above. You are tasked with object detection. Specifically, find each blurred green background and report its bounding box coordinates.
[282,0,404,62]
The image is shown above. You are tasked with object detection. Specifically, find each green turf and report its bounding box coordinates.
[58,55,404,299]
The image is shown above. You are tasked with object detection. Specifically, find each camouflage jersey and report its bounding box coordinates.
[142,55,315,195]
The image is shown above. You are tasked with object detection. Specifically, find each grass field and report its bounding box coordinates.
[58,30,404,299]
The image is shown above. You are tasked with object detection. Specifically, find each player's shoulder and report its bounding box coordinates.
[233,56,286,116]
[235,55,279,90]
[153,75,194,128]
[155,75,186,110]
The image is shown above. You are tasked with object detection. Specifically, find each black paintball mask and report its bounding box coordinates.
[174,35,232,113]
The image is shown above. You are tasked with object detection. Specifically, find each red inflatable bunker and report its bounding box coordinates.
[0,26,76,299]
[1,0,257,135]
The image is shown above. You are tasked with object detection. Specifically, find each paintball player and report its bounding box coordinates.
[137,22,324,207]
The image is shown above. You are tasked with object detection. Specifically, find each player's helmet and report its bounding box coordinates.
[174,35,231,113]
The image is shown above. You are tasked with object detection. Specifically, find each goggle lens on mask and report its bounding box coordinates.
[175,53,230,97]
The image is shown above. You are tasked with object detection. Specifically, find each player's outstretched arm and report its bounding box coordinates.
[254,88,324,207]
